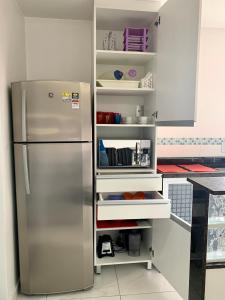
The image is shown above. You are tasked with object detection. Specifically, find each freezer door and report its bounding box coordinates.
[12,81,92,142]
[14,143,93,294]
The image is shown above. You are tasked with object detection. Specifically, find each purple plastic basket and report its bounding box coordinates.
[123,44,148,52]
[123,27,149,52]
[124,36,149,43]
[124,27,149,37]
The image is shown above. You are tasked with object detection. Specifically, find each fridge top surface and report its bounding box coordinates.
[12,81,92,143]
[12,80,90,85]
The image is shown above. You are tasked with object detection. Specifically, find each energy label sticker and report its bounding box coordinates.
[72,93,80,109]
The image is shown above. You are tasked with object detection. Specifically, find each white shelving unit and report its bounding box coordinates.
[94,0,161,274]
[93,0,201,278]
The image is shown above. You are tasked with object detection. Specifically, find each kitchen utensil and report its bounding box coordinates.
[123,116,135,124]
[114,113,122,124]
[97,111,105,124]
[128,230,141,256]
[136,105,144,118]
[137,116,150,124]
[105,112,115,124]
[97,235,115,258]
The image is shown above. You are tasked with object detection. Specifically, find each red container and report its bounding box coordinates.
[97,111,106,124]
[97,112,117,124]
[105,112,115,124]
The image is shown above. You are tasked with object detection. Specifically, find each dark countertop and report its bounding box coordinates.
[160,171,225,178]
[187,177,225,195]
[158,157,225,168]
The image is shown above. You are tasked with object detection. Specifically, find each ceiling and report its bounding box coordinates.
[16,0,94,20]
[16,0,225,28]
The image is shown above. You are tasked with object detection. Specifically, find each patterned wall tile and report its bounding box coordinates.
[157,138,225,145]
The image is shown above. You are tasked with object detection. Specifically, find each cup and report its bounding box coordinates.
[105,112,115,124]
[114,113,122,124]
[137,116,150,124]
[123,116,135,124]
[97,112,105,124]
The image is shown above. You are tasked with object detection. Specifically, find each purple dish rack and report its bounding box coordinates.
[123,27,149,52]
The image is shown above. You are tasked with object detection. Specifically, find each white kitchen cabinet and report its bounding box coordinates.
[93,0,201,289]
[152,216,191,300]
[156,0,201,125]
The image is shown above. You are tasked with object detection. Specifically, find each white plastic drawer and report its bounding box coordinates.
[96,174,162,193]
[97,192,171,220]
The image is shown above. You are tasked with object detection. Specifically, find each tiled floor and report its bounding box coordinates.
[17,264,182,300]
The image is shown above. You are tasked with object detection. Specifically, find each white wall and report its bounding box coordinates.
[25,18,92,83]
[0,0,26,299]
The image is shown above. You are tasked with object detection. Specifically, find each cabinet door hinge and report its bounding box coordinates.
[150,247,155,258]
[152,111,158,120]
[154,16,161,27]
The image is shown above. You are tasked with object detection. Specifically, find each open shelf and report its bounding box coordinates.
[96,124,155,128]
[96,220,152,231]
[96,87,154,96]
[207,251,225,263]
[208,217,225,228]
[96,50,156,66]
[95,245,151,266]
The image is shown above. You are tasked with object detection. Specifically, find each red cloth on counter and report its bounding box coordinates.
[157,165,188,173]
[179,164,216,172]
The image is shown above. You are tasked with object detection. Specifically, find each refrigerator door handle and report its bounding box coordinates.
[23,145,31,195]
[22,89,27,141]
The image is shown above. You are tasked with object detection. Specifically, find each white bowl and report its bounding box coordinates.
[123,116,136,124]
[137,116,150,124]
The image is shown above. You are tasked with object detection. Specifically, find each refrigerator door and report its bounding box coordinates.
[12,81,92,142]
[14,143,93,294]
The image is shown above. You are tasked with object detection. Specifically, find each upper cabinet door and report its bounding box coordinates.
[156,0,201,126]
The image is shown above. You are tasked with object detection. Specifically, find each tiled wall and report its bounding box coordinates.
[157,138,225,146]
[157,138,225,157]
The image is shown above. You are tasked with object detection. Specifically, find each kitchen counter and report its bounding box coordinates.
[187,177,225,195]
[157,157,225,178]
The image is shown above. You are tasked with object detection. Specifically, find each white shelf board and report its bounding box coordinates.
[96,220,152,231]
[207,251,225,263]
[96,124,155,128]
[208,217,225,228]
[96,50,156,65]
[96,168,155,174]
[96,87,154,96]
[96,246,151,266]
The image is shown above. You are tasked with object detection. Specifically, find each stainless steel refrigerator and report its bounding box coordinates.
[12,81,93,295]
